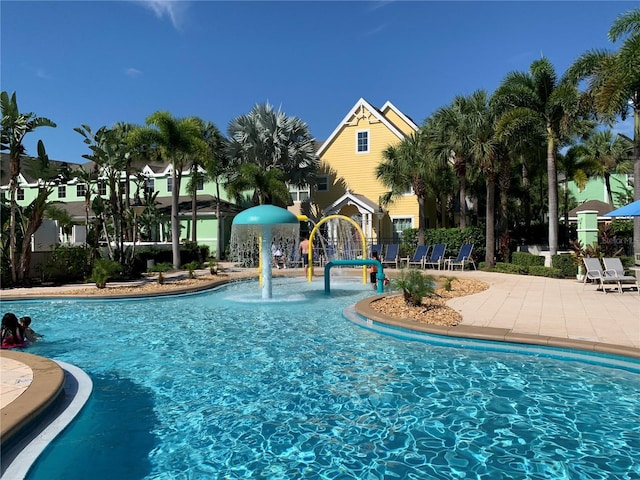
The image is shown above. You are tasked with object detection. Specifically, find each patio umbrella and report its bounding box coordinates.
[605,199,640,217]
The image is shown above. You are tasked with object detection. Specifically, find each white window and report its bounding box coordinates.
[58,185,66,198]
[356,130,369,153]
[77,184,86,197]
[98,181,107,196]
[17,188,24,201]
[316,175,328,192]
[391,217,412,242]
[289,184,310,203]
[197,178,204,191]
[167,177,173,193]
[145,178,155,194]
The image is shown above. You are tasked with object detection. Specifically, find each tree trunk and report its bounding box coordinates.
[458,171,467,229]
[8,153,20,284]
[604,173,613,206]
[171,164,182,268]
[485,175,496,268]
[547,131,559,256]
[633,105,640,256]
[522,158,531,228]
[215,181,222,260]
[417,195,426,246]
[9,181,18,284]
[191,192,197,243]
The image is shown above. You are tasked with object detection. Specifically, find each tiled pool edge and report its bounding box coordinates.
[0,357,93,480]
[355,295,640,360]
[0,351,64,448]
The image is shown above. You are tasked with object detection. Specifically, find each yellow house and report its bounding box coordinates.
[309,98,420,244]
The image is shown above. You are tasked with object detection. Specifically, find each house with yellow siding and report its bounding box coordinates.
[306,98,421,244]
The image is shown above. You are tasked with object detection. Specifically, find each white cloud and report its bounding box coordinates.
[125,67,143,78]
[35,67,52,80]
[136,0,188,30]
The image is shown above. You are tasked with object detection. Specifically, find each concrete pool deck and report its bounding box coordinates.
[1,267,639,468]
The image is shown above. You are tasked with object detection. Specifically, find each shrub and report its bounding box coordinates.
[403,226,486,266]
[148,262,173,273]
[91,258,122,288]
[552,254,576,278]
[528,265,563,278]
[493,262,528,275]
[183,261,201,279]
[391,268,435,307]
[511,252,545,267]
[43,244,93,283]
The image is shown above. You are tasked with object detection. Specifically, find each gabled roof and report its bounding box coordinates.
[323,191,379,216]
[316,98,413,157]
[568,200,613,216]
[379,100,419,131]
[568,200,615,219]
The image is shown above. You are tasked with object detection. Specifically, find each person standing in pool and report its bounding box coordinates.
[299,235,310,275]
[370,251,380,289]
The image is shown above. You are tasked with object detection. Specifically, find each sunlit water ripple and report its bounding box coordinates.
[7,277,640,479]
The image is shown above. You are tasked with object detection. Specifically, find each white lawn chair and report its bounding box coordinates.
[582,257,623,294]
[602,258,639,294]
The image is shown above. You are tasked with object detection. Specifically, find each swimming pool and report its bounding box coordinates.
[8,277,640,479]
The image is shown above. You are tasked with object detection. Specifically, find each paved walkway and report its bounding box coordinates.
[448,270,639,349]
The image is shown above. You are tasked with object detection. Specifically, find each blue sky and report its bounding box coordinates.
[1,1,635,164]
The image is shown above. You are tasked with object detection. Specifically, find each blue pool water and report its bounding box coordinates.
[8,277,640,479]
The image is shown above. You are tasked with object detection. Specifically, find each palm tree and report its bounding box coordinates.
[493,58,584,256]
[375,131,434,245]
[567,8,640,252]
[581,130,633,206]
[466,90,501,267]
[427,97,474,228]
[198,121,229,260]
[129,112,205,268]
[0,91,56,283]
[75,124,129,262]
[226,103,317,205]
[16,141,58,282]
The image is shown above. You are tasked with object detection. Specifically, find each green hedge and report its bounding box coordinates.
[402,226,485,263]
[43,245,94,283]
[511,252,545,267]
[492,262,562,278]
[551,254,576,278]
[528,265,563,278]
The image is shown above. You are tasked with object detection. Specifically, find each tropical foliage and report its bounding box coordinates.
[226,103,318,206]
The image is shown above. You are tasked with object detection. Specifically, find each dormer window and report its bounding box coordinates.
[356,130,369,153]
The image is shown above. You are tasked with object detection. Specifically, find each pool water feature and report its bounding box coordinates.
[8,277,640,479]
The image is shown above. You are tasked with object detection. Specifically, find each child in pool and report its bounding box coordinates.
[20,316,43,342]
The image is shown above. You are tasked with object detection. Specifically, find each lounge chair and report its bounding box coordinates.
[445,244,476,270]
[370,244,384,258]
[381,243,400,269]
[582,257,625,293]
[602,257,639,294]
[403,245,430,269]
[424,244,447,270]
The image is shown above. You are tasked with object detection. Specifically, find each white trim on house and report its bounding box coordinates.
[380,100,419,130]
[316,98,407,157]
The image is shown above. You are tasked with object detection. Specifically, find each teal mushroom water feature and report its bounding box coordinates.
[230,205,300,299]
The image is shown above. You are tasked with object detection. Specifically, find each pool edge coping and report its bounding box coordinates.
[0,351,65,448]
[355,295,640,360]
